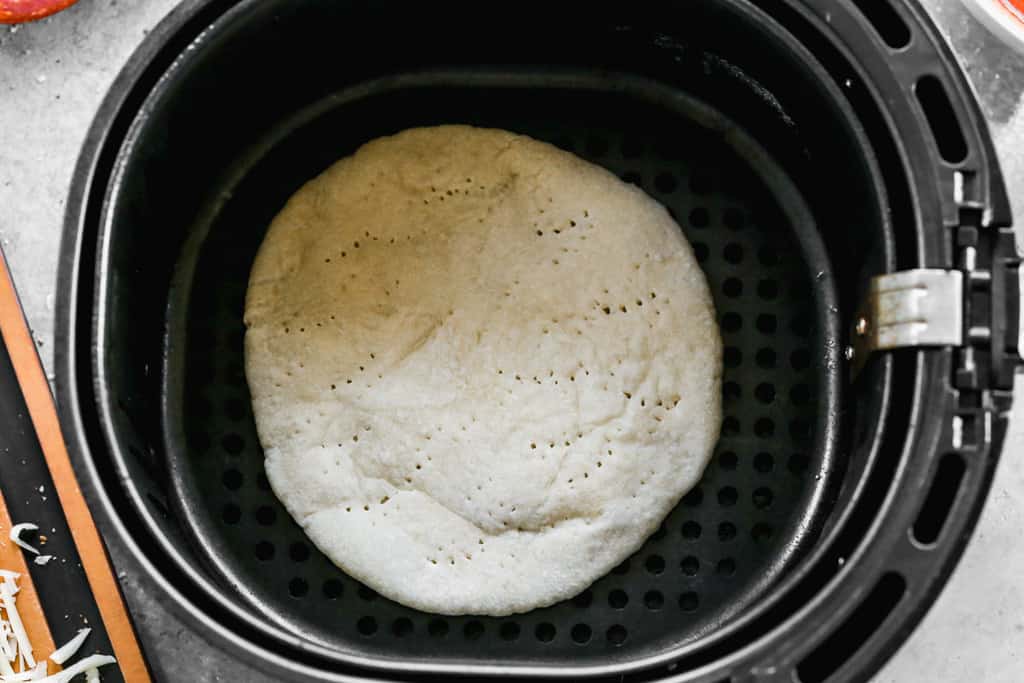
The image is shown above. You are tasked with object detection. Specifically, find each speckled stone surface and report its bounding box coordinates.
[0,1,1021,680]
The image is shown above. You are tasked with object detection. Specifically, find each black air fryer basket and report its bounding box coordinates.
[55,1,1021,681]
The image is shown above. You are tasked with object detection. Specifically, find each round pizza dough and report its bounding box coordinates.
[244,125,722,616]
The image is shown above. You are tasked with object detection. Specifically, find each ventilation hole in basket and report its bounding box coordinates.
[689,207,710,228]
[693,242,709,263]
[464,621,484,641]
[585,136,609,157]
[722,278,743,298]
[256,472,271,491]
[428,619,449,638]
[679,592,699,612]
[221,503,241,525]
[724,347,742,368]
[680,556,700,576]
[681,521,702,540]
[572,589,594,608]
[756,348,776,369]
[718,522,737,541]
[612,559,631,575]
[754,418,775,438]
[288,578,308,598]
[255,506,276,526]
[722,417,740,436]
[723,208,745,230]
[254,541,274,561]
[790,313,811,336]
[221,434,244,455]
[721,312,742,332]
[753,487,774,510]
[723,243,744,264]
[717,487,738,507]
[222,469,243,490]
[755,452,775,473]
[571,623,592,644]
[357,616,378,637]
[789,453,810,475]
[621,137,644,159]
[621,171,642,185]
[758,246,779,266]
[755,383,775,404]
[716,558,737,576]
[602,589,626,610]
[644,590,664,610]
[756,314,777,334]
[689,172,713,194]
[790,418,812,442]
[358,586,378,602]
[392,618,413,638]
[791,384,811,405]
[289,542,310,562]
[645,555,666,575]
[322,579,343,599]
[723,382,741,402]
[752,523,775,543]
[718,451,738,471]
[850,0,911,48]
[498,622,520,641]
[915,75,968,163]
[796,573,907,683]
[757,279,779,300]
[913,452,966,545]
[682,487,704,506]
[535,623,556,643]
[791,349,811,370]
[655,172,678,194]
[606,624,628,646]
[224,398,246,420]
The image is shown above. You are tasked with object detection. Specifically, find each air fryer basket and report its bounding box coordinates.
[168,74,840,663]
[56,1,1017,682]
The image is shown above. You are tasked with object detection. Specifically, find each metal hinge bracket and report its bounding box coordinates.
[849,269,963,378]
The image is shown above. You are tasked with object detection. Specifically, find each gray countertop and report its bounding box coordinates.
[1,1,1022,680]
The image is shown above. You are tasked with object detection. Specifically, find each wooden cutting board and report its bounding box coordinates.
[0,247,150,681]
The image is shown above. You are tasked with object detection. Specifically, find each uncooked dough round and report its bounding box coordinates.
[244,125,722,616]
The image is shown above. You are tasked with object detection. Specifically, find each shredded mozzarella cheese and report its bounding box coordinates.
[46,655,116,683]
[7,527,38,557]
[47,630,89,667]
[0,532,118,682]
[0,583,34,669]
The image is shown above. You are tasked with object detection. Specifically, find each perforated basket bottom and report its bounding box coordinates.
[170,86,829,667]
